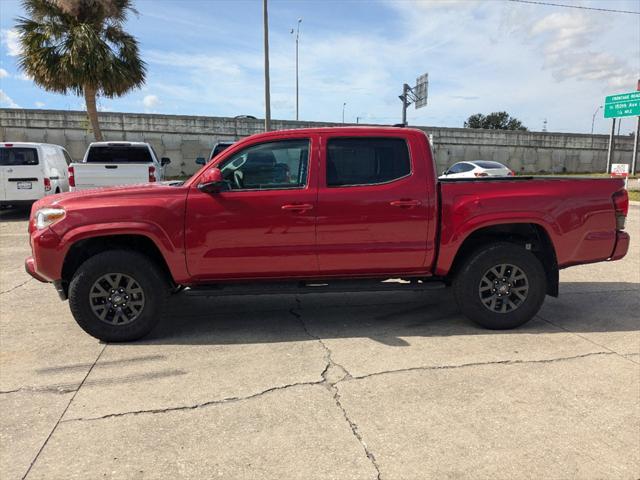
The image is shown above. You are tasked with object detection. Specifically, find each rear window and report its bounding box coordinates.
[86,145,153,163]
[0,147,39,166]
[327,138,410,187]
[474,161,505,169]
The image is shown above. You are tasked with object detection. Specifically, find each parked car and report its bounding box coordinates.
[68,142,170,191]
[201,141,235,165]
[25,127,629,342]
[440,160,514,178]
[0,142,71,208]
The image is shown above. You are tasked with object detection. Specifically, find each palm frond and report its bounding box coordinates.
[15,0,146,97]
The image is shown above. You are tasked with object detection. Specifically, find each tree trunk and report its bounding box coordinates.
[83,85,103,141]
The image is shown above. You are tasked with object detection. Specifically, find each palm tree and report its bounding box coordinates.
[15,0,146,140]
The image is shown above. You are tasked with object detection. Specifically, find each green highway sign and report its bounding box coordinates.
[604,91,640,118]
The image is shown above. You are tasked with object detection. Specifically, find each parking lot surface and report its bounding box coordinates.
[1,206,638,479]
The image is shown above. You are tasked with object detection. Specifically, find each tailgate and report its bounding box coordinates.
[72,163,149,190]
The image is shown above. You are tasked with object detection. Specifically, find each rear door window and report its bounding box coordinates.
[0,148,39,166]
[62,150,73,165]
[326,138,410,187]
[86,145,153,163]
[474,161,505,169]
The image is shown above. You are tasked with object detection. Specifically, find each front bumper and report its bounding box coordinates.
[25,256,68,300]
[609,231,630,261]
[25,226,65,283]
[24,256,48,282]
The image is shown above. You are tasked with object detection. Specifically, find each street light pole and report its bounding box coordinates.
[263,0,271,132]
[342,102,346,124]
[291,19,302,121]
[591,105,603,135]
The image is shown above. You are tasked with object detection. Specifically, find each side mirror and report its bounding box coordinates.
[197,167,225,193]
[160,157,171,167]
[195,157,206,166]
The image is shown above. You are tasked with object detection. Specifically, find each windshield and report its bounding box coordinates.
[86,145,153,163]
[0,147,39,166]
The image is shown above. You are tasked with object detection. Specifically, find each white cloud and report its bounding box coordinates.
[34,101,45,108]
[0,89,20,108]
[0,68,32,81]
[142,94,160,109]
[528,12,634,89]
[1,29,22,57]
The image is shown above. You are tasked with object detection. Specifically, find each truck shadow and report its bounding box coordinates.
[145,282,639,346]
[0,206,31,222]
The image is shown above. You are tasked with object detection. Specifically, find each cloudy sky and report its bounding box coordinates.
[0,0,638,134]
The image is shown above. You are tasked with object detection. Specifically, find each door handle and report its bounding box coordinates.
[281,203,314,212]
[390,199,421,208]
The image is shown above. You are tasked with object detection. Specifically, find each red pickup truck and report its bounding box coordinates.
[25,127,630,342]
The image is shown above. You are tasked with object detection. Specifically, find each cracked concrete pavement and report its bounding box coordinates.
[1,205,638,479]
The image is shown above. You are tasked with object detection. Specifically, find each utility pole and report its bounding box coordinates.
[342,102,347,124]
[263,0,271,132]
[632,79,640,175]
[400,83,410,126]
[606,118,616,173]
[291,19,302,121]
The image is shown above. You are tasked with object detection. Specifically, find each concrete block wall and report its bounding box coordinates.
[0,108,635,177]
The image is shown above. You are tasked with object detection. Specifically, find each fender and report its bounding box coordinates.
[435,211,559,276]
[56,221,190,283]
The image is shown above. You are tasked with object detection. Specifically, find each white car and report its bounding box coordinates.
[440,160,515,179]
[0,142,72,208]
[69,142,170,191]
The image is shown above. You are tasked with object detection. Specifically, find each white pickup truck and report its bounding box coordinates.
[69,142,170,191]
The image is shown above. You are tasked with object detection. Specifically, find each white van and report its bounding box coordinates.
[0,142,72,208]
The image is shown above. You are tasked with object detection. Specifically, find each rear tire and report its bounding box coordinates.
[452,242,546,330]
[68,250,169,342]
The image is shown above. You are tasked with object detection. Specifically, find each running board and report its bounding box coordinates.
[183,279,446,297]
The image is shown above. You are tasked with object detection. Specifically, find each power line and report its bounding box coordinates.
[506,0,640,15]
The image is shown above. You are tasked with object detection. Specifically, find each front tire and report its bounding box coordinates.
[452,242,547,330]
[68,250,169,342]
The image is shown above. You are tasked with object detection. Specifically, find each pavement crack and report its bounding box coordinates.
[0,385,78,395]
[22,343,107,480]
[0,278,32,295]
[61,380,325,423]
[343,351,616,382]
[331,385,382,480]
[292,297,380,478]
[536,313,639,365]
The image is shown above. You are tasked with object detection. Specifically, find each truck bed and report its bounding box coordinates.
[436,176,626,275]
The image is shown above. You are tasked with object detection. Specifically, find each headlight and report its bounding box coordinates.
[35,208,66,230]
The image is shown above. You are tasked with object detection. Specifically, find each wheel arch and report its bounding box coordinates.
[447,222,559,297]
[60,234,177,298]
